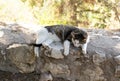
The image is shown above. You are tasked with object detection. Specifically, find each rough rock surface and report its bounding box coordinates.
[0,22,120,81]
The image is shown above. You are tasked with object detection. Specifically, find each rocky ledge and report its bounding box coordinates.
[0,22,120,81]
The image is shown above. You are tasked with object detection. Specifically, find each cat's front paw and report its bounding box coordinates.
[81,49,89,58]
[34,47,40,57]
[82,49,87,55]
[64,50,69,56]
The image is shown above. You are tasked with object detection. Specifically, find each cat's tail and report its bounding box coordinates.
[29,43,42,47]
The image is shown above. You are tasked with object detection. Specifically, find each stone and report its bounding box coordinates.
[83,66,104,81]
[0,23,120,81]
[115,65,120,77]
[39,71,53,81]
[0,30,4,37]
[44,63,70,76]
[93,53,105,65]
[7,44,35,73]
[44,42,64,59]
[114,55,120,64]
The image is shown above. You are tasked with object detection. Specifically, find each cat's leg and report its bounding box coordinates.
[81,43,87,54]
[35,38,47,57]
[81,36,90,54]
[35,28,49,57]
[63,40,70,56]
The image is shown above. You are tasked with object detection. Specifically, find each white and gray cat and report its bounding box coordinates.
[31,25,89,57]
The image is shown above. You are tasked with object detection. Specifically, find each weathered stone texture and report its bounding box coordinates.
[0,22,120,81]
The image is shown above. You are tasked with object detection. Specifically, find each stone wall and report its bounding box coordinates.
[0,22,120,81]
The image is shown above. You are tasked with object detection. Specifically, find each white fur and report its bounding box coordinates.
[34,27,61,57]
[63,40,70,56]
[81,35,90,54]
[72,39,81,47]
[34,27,49,57]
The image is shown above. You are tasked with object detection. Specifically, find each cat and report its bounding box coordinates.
[31,25,89,57]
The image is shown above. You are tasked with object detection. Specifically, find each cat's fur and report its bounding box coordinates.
[32,25,89,57]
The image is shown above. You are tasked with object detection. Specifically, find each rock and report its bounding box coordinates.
[87,34,120,66]
[44,63,70,76]
[39,71,53,81]
[0,23,36,73]
[7,44,35,73]
[115,65,120,77]
[0,30,4,37]
[114,55,120,64]
[0,22,120,81]
[93,53,105,65]
[44,42,64,59]
[83,66,104,81]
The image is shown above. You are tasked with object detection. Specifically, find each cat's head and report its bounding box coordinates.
[71,29,88,47]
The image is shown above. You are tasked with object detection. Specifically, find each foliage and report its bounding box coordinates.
[0,0,119,29]
[23,0,119,28]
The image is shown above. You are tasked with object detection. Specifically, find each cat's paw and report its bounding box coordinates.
[82,50,86,54]
[34,47,40,57]
[64,50,69,56]
[81,49,89,58]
